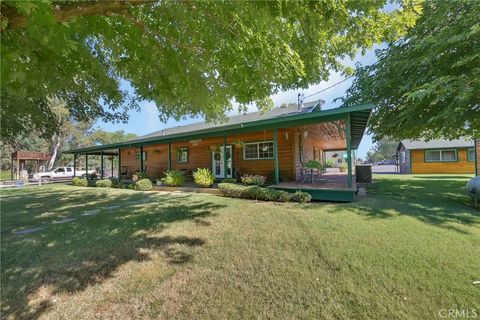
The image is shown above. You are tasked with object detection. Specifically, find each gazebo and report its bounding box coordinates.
[10,150,51,180]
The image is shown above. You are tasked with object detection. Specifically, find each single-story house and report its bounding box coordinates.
[396,139,477,174]
[67,103,373,202]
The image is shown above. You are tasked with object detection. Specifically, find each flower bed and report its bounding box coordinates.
[218,183,311,203]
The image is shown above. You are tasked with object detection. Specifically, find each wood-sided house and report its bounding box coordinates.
[67,103,373,202]
[396,139,477,174]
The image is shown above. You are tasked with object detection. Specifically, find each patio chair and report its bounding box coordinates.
[120,166,129,179]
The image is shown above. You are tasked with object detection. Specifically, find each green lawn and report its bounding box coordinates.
[1,175,479,319]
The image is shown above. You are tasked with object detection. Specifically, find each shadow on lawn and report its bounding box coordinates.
[352,176,479,233]
[1,187,225,319]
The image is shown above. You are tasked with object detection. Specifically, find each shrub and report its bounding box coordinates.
[218,183,247,198]
[134,178,153,191]
[76,178,88,187]
[325,159,335,168]
[241,174,267,186]
[95,179,112,188]
[109,177,119,188]
[163,170,186,187]
[219,183,292,203]
[72,177,80,186]
[193,168,215,187]
[305,160,321,169]
[222,178,238,183]
[290,191,312,203]
[339,163,347,172]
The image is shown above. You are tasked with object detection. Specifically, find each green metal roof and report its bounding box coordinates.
[67,103,373,154]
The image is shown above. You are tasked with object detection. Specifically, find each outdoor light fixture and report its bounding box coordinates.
[304,131,309,138]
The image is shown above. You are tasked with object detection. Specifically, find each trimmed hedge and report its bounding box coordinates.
[134,178,153,191]
[95,179,112,188]
[72,177,88,187]
[218,183,311,203]
[109,177,119,188]
[290,191,312,203]
[221,178,237,183]
[241,174,267,186]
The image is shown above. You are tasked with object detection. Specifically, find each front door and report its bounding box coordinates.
[212,146,232,179]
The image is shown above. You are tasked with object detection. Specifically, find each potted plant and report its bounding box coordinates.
[232,139,245,149]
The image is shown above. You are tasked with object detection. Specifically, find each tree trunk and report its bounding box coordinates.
[48,134,61,170]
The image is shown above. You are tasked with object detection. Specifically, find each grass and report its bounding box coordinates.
[1,174,479,319]
[0,170,11,180]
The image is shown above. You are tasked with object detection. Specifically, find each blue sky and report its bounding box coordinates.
[96,46,381,159]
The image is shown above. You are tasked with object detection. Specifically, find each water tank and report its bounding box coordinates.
[356,165,372,183]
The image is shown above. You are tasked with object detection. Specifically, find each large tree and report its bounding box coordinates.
[1,0,420,142]
[366,137,398,163]
[342,0,479,141]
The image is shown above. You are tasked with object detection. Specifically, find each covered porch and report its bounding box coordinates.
[66,104,372,202]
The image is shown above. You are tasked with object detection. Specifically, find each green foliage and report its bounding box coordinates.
[342,0,479,140]
[366,137,398,163]
[290,191,312,203]
[325,159,336,168]
[71,177,80,186]
[74,178,88,187]
[339,163,347,172]
[134,178,153,191]
[193,168,214,187]
[218,183,294,203]
[305,160,321,169]
[163,170,185,187]
[241,174,267,186]
[218,183,248,198]
[95,179,112,188]
[1,1,419,142]
[221,178,238,183]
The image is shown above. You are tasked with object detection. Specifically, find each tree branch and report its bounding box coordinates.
[1,0,157,31]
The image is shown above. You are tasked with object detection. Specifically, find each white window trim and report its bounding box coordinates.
[243,141,274,160]
[467,148,475,162]
[177,147,189,163]
[425,149,457,162]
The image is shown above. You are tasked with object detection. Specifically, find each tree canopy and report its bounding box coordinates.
[1,0,420,142]
[342,0,479,141]
[366,137,398,163]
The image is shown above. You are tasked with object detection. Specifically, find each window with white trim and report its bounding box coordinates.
[176,147,189,163]
[425,149,457,162]
[243,141,274,159]
[467,148,475,162]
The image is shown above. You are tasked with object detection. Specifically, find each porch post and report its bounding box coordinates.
[140,145,144,174]
[73,154,77,177]
[85,153,89,180]
[223,135,227,178]
[111,155,114,178]
[167,142,172,170]
[10,155,13,180]
[346,113,352,188]
[118,148,122,181]
[100,150,104,179]
[273,128,279,184]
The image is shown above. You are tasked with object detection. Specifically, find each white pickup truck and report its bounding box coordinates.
[34,167,96,180]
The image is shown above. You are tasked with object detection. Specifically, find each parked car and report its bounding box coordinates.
[33,167,95,181]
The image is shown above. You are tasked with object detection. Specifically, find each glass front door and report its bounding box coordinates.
[212,146,232,178]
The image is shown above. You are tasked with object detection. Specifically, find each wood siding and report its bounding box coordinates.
[119,130,296,181]
[411,148,475,174]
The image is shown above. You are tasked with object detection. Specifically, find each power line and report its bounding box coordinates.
[303,75,354,100]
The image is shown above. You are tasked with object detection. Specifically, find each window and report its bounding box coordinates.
[66,167,72,172]
[468,148,475,162]
[243,141,274,160]
[177,147,188,163]
[55,168,65,173]
[425,149,457,162]
[136,151,147,161]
